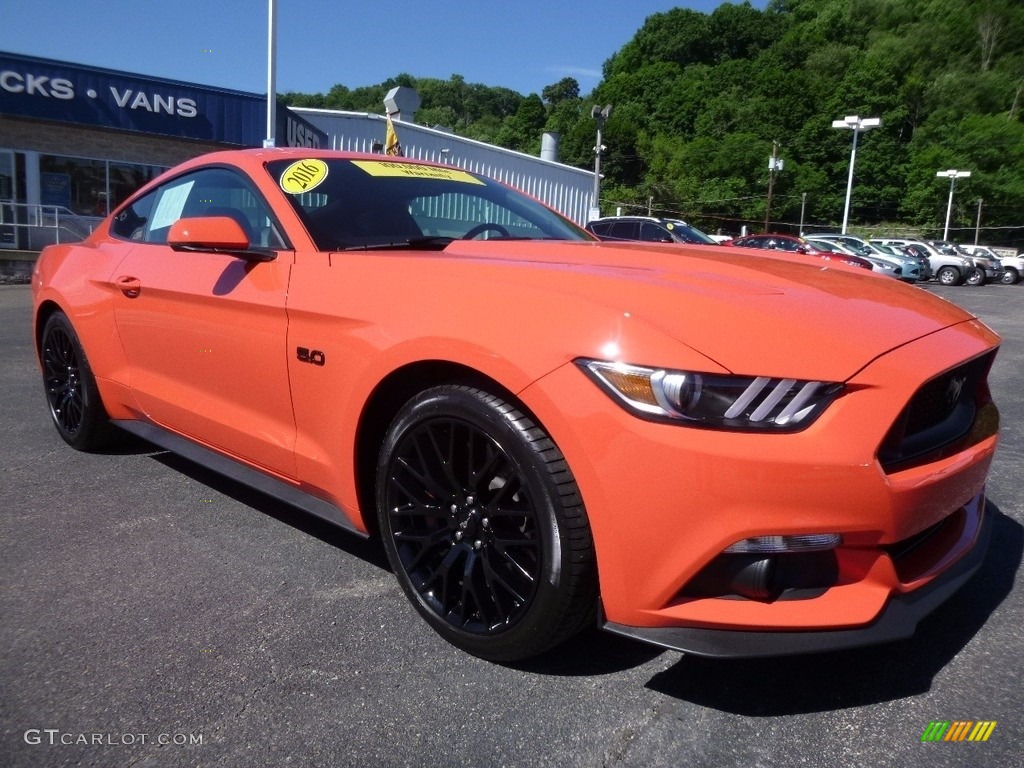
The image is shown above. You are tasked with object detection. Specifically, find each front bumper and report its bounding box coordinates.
[520,318,999,652]
[601,492,991,657]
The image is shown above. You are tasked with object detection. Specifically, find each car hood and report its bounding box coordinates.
[432,240,977,382]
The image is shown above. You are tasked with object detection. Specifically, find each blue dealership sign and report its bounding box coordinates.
[0,52,325,148]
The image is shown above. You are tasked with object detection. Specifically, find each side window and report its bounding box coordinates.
[609,221,640,240]
[640,222,672,243]
[588,221,611,237]
[134,167,286,248]
[110,189,158,241]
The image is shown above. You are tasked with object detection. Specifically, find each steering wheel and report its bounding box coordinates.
[462,222,510,240]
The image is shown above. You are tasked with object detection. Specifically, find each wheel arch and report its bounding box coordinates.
[353,360,526,536]
[33,299,66,358]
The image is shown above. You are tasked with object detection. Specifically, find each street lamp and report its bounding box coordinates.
[831,115,881,234]
[590,104,612,222]
[936,169,971,241]
[264,0,277,147]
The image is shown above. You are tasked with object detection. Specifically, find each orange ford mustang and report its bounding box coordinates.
[32,149,1000,661]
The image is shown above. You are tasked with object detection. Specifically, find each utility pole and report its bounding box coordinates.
[974,198,983,244]
[589,104,612,222]
[765,141,780,232]
[799,192,807,236]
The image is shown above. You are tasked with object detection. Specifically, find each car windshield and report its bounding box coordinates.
[266,157,590,251]
[808,239,844,254]
[663,219,719,245]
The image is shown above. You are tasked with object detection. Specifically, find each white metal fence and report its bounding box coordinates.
[0,201,96,250]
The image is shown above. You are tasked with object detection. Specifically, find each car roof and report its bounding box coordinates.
[589,216,682,224]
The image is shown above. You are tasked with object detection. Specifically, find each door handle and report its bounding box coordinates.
[115,276,141,298]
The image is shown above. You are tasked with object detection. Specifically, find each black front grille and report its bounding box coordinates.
[878,351,996,472]
[904,369,968,434]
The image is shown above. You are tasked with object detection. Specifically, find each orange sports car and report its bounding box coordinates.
[32,149,1000,661]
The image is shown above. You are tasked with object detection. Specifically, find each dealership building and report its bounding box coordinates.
[0,51,594,251]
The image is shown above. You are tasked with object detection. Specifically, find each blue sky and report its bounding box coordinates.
[2,1,767,98]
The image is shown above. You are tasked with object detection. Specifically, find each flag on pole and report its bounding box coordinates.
[385,114,403,156]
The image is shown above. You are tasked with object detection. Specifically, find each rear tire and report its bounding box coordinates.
[1001,267,1019,285]
[965,268,986,286]
[376,385,597,661]
[936,266,962,286]
[40,312,115,451]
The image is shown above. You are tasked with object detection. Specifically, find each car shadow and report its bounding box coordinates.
[146,447,668,674]
[92,430,160,455]
[643,502,1021,714]
[508,626,667,676]
[149,450,390,570]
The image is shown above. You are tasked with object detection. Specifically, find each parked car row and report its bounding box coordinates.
[870,237,1016,285]
[583,217,1020,287]
[723,233,878,273]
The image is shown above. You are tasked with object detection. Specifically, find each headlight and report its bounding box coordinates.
[578,359,843,431]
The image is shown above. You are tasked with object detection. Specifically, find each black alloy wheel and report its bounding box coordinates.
[41,312,114,450]
[377,385,596,661]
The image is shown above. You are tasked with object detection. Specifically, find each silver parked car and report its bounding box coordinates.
[871,238,975,286]
[927,241,1004,285]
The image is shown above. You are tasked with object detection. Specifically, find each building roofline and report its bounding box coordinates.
[292,107,593,178]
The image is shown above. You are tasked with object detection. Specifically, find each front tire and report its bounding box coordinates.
[965,268,986,286]
[936,266,962,286]
[1001,267,1019,285]
[376,385,597,661]
[40,312,115,451]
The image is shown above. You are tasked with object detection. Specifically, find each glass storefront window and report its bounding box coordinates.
[39,154,165,217]
[109,162,163,212]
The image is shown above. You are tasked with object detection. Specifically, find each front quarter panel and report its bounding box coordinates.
[282,250,724,526]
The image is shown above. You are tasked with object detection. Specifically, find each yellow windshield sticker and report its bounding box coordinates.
[352,160,484,185]
[280,159,329,194]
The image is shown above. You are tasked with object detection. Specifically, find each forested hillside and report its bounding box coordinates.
[282,0,1024,245]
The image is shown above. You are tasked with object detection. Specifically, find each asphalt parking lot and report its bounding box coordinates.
[1,280,1021,768]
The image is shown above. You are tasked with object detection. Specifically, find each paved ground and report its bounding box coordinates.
[1,281,1021,768]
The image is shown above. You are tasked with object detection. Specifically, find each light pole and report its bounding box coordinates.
[590,104,612,222]
[264,0,277,148]
[936,169,971,241]
[831,115,881,234]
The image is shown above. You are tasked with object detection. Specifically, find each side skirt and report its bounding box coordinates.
[112,419,368,539]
